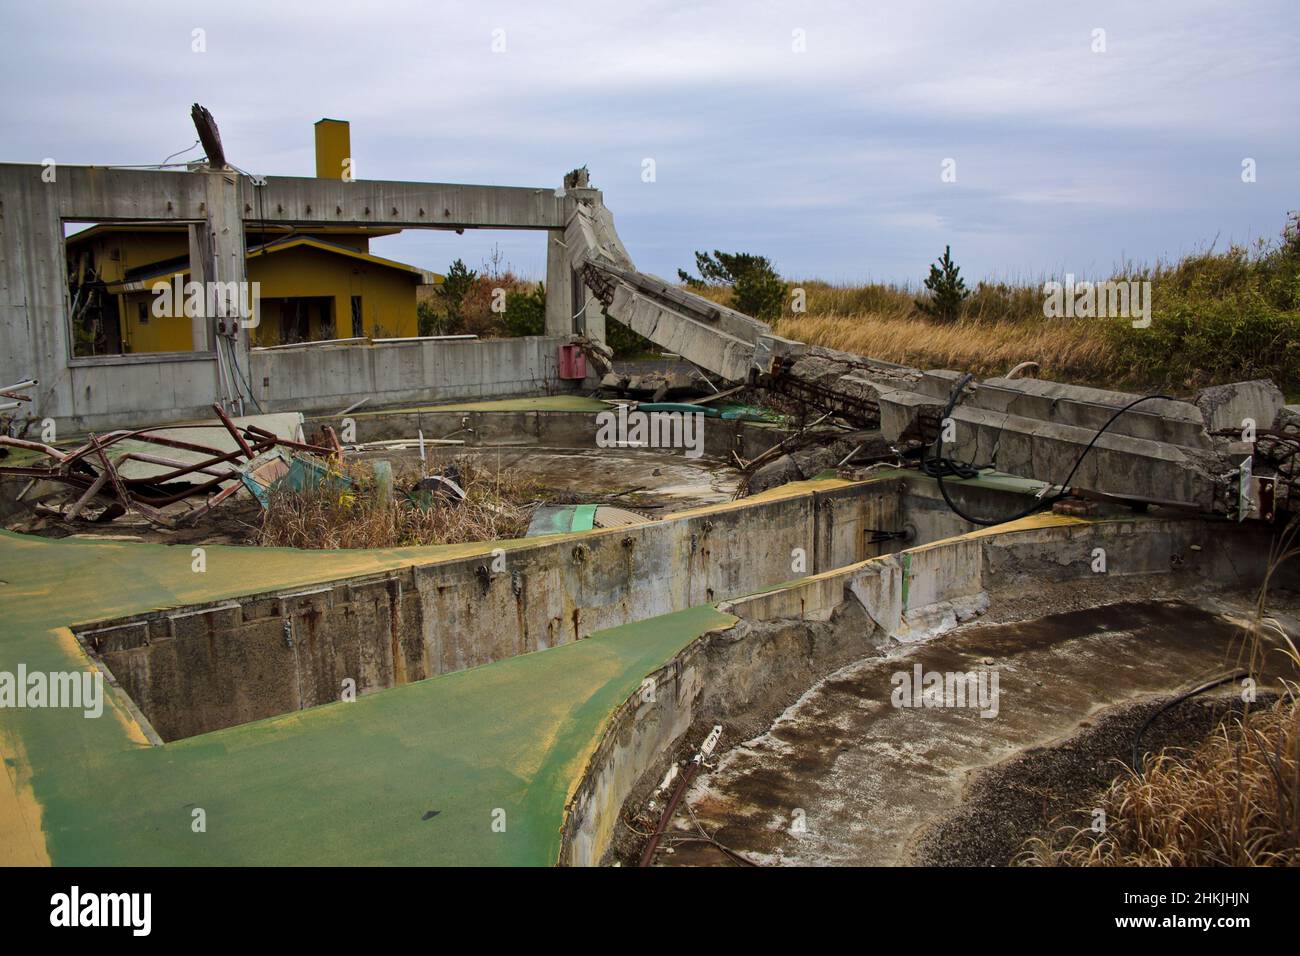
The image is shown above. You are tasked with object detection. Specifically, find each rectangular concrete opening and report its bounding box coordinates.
[73,474,949,743]
[63,219,209,358]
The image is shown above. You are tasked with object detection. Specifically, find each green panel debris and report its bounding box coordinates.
[526,504,597,537]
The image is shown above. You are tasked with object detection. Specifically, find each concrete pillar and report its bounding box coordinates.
[544,183,605,344]
[577,282,603,342]
[201,170,249,411]
[186,224,212,352]
[570,185,608,344]
[544,228,574,337]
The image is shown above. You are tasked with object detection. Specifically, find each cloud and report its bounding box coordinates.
[1,0,1296,282]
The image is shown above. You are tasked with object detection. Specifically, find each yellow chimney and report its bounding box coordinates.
[314,118,352,180]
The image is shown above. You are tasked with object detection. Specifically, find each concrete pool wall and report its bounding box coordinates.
[77,476,908,741]
[557,511,1286,865]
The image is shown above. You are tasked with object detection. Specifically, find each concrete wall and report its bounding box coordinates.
[251,335,571,414]
[1,162,586,432]
[76,478,906,741]
[557,512,1284,865]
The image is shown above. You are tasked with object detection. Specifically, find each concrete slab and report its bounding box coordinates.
[661,586,1270,866]
[0,527,735,864]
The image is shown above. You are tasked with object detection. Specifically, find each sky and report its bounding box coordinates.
[1,0,1296,284]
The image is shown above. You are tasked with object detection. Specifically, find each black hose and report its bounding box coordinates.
[925,375,1177,526]
[1131,670,1249,773]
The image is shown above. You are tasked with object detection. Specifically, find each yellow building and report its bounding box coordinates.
[65,223,437,355]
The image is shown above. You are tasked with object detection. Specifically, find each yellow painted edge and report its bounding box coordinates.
[0,728,52,866]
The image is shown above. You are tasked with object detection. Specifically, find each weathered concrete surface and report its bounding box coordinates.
[661,590,1265,866]
[251,335,572,417]
[564,202,770,381]
[0,162,582,431]
[558,507,1286,866]
[561,600,889,866]
[0,510,739,864]
[75,477,906,740]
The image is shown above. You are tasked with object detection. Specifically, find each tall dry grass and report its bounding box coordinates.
[1020,697,1300,866]
[774,313,1117,383]
[258,456,537,550]
[687,215,1300,395]
[692,277,1119,381]
[1022,517,1300,866]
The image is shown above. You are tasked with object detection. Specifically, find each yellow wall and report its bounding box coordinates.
[71,231,189,284]
[73,230,421,354]
[119,289,194,353]
[247,245,420,347]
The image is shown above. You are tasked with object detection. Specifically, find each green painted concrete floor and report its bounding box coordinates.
[0,529,733,866]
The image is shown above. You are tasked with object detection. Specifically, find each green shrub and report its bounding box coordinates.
[1107,212,1300,394]
[678,250,788,320]
[915,246,969,323]
[604,317,656,358]
[438,259,477,324]
[502,283,546,337]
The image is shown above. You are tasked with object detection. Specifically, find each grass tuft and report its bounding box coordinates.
[257,456,537,550]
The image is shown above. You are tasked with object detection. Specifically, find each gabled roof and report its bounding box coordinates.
[245,235,430,278]
[105,235,441,293]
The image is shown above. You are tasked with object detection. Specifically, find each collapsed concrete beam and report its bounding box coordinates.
[563,192,1287,519]
[605,284,757,381]
[941,404,1239,511]
[565,202,773,380]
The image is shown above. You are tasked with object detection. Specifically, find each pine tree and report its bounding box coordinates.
[916,245,969,323]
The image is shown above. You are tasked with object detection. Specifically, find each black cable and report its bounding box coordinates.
[1131,670,1248,773]
[224,336,266,415]
[925,373,1177,526]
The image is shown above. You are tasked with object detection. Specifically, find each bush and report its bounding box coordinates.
[421,258,477,335]
[915,245,969,323]
[1106,212,1300,393]
[502,283,546,337]
[678,250,788,320]
[604,318,656,358]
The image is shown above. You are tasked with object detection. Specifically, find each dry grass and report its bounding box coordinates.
[774,313,1117,384]
[687,218,1300,395]
[695,277,1123,385]
[257,456,538,550]
[1020,697,1300,866]
[1022,518,1300,867]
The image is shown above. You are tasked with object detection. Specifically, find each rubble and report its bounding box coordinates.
[0,404,335,528]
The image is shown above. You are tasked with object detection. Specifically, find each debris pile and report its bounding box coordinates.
[256,455,536,550]
[0,403,336,529]
[597,367,716,402]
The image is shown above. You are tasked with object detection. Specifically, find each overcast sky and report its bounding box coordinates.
[2,0,1296,284]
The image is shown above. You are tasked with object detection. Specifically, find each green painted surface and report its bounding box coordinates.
[0,530,733,865]
[571,505,597,532]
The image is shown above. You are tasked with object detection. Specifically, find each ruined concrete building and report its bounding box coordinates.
[1,108,1298,871]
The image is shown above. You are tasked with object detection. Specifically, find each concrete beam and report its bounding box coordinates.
[238,174,567,230]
